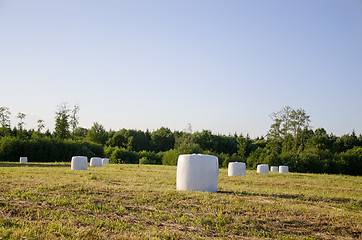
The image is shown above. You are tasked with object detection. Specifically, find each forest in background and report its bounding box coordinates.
[0,104,361,175]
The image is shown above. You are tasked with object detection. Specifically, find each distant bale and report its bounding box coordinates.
[90,157,102,167]
[228,162,246,176]
[279,166,289,173]
[71,156,88,170]
[19,157,28,163]
[270,166,279,172]
[257,164,269,174]
[102,158,109,164]
[177,154,219,193]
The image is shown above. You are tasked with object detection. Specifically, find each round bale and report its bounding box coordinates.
[279,166,289,173]
[71,156,88,170]
[177,154,219,192]
[270,166,279,172]
[228,162,246,176]
[257,164,269,174]
[102,158,109,164]
[19,157,28,163]
[90,157,102,167]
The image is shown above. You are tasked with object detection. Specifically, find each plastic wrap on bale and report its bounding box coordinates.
[90,157,102,167]
[270,166,279,172]
[257,164,269,174]
[102,158,109,164]
[228,162,246,176]
[177,154,219,192]
[71,156,88,170]
[279,166,289,173]
[19,157,28,163]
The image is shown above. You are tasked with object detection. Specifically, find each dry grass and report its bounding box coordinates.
[0,162,361,239]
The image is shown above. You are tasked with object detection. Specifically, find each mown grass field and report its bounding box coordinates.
[0,162,361,239]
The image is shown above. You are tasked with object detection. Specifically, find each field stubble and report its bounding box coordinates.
[0,162,361,239]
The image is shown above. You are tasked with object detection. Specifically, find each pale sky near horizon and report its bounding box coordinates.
[1,0,361,138]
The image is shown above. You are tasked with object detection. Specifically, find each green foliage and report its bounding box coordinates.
[278,151,304,172]
[0,107,11,137]
[37,119,45,132]
[298,150,325,173]
[104,146,116,158]
[214,152,242,168]
[151,127,175,152]
[267,106,311,139]
[107,131,127,148]
[0,107,11,129]
[193,130,238,154]
[54,103,70,139]
[86,122,108,145]
[213,134,238,154]
[138,157,149,164]
[162,149,180,165]
[72,127,88,140]
[236,136,248,160]
[138,150,163,165]
[192,130,216,152]
[112,129,150,151]
[17,112,26,130]
[246,147,267,169]
[0,136,103,162]
[125,129,150,151]
[339,147,362,176]
[110,147,139,164]
[324,154,342,174]
[1,104,362,176]
[70,104,80,132]
[0,136,22,162]
[263,151,281,167]
[334,132,361,152]
[174,132,203,154]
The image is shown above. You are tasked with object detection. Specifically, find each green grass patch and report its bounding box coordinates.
[0,162,361,239]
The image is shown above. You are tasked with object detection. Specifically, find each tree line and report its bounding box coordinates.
[0,105,361,175]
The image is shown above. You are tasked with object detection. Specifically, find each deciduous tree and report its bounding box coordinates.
[0,107,11,136]
[54,103,70,139]
[86,122,108,145]
[70,105,80,132]
[151,127,175,152]
[37,119,45,132]
[17,112,26,130]
[267,106,311,139]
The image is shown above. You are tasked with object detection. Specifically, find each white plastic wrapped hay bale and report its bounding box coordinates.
[19,157,28,163]
[270,166,279,172]
[177,154,219,192]
[102,158,109,164]
[71,156,88,170]
[257,164,269,174]
[279,166,289,173]
[228,162,246,176]
[90,157,102,167]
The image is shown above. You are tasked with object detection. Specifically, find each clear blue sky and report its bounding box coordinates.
[1,0,361,138]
